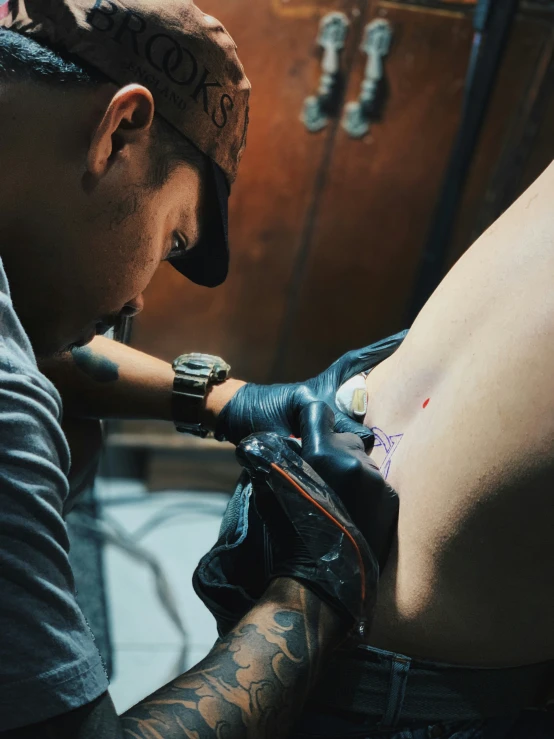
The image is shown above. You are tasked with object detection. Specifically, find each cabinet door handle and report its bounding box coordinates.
[342,19,393,139]
[301,12,350,133]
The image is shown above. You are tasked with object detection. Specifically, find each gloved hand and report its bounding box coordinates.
[237,429,379,633]
[216,331,407,446]
[299,402,399,572]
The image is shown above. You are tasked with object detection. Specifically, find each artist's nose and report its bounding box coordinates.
[121,294,145,319]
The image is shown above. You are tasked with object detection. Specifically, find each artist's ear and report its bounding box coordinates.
[86,84,155,180]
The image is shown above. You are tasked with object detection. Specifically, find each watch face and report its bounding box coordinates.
[173,354,231,379]
[174,353,203,369]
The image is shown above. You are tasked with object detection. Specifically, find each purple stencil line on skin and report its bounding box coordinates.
[371,427,404,480]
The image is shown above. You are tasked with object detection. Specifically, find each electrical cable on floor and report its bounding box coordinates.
[71,508,194,676]
[98,493,229,512]
[92,434,230,677]
[131,500,227,541]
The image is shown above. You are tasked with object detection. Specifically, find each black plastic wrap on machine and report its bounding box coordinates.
[236,433,379,635]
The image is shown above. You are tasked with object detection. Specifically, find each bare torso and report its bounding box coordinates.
[363,162,554,667]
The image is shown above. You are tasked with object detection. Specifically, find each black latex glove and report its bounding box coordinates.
[237,431,378,631]
[299,402,399,572]
[216,331,407,446]
[193,402,395,635]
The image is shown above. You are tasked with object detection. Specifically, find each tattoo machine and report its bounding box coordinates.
[194,432,378,638]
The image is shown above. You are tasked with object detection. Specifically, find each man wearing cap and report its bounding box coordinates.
[0,0,400,736]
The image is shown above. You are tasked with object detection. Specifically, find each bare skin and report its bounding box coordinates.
[41,335,246,431]
[41,337,245,503]
[361,160,554,668]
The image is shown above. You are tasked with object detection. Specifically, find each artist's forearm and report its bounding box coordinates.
[39,336,245,428]
[121,579,343,739]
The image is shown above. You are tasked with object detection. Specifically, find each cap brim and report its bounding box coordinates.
[169,160,229,288]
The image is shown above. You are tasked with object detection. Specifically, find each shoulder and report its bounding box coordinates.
[0,260,69,474]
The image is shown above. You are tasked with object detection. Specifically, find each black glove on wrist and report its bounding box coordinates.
[193,402,396,635]
[237,429,378,632]
[216,331,407,446]
[299,402,399,572]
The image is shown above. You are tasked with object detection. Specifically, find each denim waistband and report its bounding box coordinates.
[305,642,554,729]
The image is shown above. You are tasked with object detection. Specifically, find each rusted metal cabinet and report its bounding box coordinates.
[130,0,554,382]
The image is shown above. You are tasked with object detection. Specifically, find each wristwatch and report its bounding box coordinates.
[172,353,231,437]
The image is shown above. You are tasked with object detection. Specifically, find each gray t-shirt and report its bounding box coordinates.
[0,258,109,731]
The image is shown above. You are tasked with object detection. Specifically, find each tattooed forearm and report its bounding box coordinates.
[121,579,342,739]
[71,346,120,383]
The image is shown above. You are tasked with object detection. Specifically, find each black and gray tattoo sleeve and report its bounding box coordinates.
[0,584,340,739]
[121,579,341,739]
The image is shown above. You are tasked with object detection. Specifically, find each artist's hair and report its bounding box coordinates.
[0,28,206,187]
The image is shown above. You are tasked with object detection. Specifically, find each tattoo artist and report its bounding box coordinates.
[0,1,401,736]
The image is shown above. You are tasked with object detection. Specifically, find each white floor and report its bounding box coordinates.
[95,478,229,714]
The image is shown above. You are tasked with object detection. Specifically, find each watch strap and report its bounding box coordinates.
[172,354,231,437]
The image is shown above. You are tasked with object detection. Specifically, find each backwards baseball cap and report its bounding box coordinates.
[1,0,251,287]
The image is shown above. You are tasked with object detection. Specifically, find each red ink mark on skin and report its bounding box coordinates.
[423,398,430,409]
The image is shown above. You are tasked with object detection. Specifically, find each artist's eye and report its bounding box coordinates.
[167,234,189,260]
